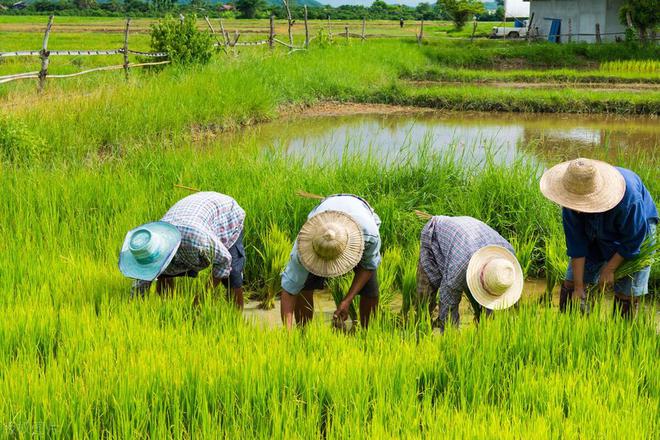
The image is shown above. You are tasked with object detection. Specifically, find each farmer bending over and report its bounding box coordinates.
[416,215,523,332]
[540,158,658,318]
[280,194,381,329]
[119,192,246,309]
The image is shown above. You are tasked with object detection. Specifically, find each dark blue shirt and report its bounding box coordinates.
[562,167,658,261]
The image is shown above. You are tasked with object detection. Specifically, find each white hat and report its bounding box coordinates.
[297,210,364,277]
[466,245,523,310]
[540,158,626,213]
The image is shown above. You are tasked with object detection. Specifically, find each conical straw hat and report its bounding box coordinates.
[466,245,523,311]
[297,210,364,278]
[540,158,626,213]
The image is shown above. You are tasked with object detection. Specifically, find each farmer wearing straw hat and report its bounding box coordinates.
[540,158,658,318]
[280,194,381,329]
[416,215,523,332]
[119,192,246,309]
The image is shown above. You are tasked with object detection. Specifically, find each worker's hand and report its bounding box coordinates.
[573,286,586,301]
[334,301,350,322]
[598,268,615,291]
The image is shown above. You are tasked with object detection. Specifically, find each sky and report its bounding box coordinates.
[321,0,530,15]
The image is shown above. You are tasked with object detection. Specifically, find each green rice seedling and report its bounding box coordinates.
[378,246,403,312]
[256,224,292,310]
[600,60,659,74]
[509,228,538,278]
[400,244,419,318]
[543,235,569,304]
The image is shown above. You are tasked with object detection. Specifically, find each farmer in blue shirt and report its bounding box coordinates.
[280,194,381,329]
[540,158,658,318]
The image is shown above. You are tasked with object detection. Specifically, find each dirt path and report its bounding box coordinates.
[408,80,660,93]
[283,101,437,117]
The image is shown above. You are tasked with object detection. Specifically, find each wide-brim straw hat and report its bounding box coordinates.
[540,158,626,213]
[297,210,364,278]
[466,245,523,311]
[119,221,181,281]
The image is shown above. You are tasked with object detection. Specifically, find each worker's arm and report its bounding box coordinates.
[280,242,308,330]
[334,267,374,321]
[599,253,625,290]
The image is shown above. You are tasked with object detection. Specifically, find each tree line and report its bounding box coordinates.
[0,0,500,22]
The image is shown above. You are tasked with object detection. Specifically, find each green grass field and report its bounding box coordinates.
[1,17,659,437]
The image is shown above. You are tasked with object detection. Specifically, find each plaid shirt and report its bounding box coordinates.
[417,216,513,330]
[134,192,245,291]
[163,192,245,278]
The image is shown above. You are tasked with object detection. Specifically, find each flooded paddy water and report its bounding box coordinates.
[229,108,658,329]
[223,109,658,166]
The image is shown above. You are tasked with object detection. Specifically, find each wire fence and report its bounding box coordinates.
[1,14,650,91]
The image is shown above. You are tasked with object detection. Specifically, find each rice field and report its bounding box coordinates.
[1,17,659,438]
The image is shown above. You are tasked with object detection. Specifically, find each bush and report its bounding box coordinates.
[0,116,49,165]
[150,15,214,65]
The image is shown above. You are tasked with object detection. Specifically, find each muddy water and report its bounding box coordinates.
[236,111,658,164]
[243,280,547,329]
[243,280,659,332]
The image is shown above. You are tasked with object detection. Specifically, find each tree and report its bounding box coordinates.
[437,0,485,30]
[235,0,266,18]
[73,0,97,9]
[151,0,175,12]
[619,0,658,42]
[416,2,437,20]
[150,14,214,65]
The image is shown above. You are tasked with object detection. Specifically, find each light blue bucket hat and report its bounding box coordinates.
[119,221,182,281]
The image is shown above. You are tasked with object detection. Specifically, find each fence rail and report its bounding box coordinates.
[2,15,650,91]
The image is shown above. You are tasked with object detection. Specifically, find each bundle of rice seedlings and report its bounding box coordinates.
[256,224,292,310]
[327,275,358,330]
[614,233,660,281]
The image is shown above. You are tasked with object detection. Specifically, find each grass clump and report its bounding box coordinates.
[0,115,49,165]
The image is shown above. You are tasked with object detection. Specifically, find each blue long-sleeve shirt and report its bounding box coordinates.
[562,167,658,262]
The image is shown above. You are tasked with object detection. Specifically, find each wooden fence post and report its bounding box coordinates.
[219,19,229,50]
[470,19,477,42]
[269,14,275,49]
[417,18,424,45]
[595,23,601,43]
[304,6,309,48]
[344,25,349,42]
[361,16,366,41]
[206,16,227,55]
[122,17,131,80]
[568,18,572,43]
[327,16,332,38]
[526,12,534,43]
[38,15,54,93]
[282,0,293,46]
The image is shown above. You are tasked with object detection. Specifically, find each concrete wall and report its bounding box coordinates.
[526,0,626,43]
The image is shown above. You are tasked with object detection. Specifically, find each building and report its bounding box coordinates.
[523,0,626,43]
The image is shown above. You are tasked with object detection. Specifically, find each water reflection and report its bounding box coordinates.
[228,111,659,165]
